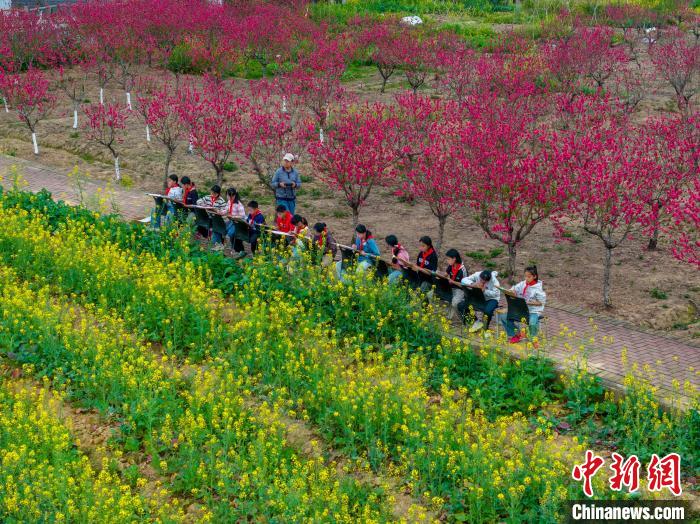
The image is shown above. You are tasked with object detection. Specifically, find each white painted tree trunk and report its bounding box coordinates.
[319,127,324,143]
[99,88,104,105]
[73,109,78,129]
[114,156,121,180]
[31,132,39,155]
[146,124,151,142]
[126,92,132,110]
[282,96,287,113]
[2,97,8,112]
[188,140,194,154]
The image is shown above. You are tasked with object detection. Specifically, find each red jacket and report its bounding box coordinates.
[275,211,293,233]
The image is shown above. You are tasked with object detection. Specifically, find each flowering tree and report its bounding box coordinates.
[649,28,700,116]
[239,80,304,193]
[362,19,410,93]
[238,4,303,74]
[635,115,697,250]
[133,75,158,142]
[543,25,626,99]
[605,4,659,64]
[400,122,469,252]
[93,59,116,106]
[666,177,699,267]
[57,65,89,129]
[137,82,188,189]
[559,101,645,308]
[461,94,570,280]
[403,36,434,94]
[434,43,481,103]
[285,39,349,141]
[1,68,56,155]
[83,103,129,181]
[308,102,403,226]
[179,79,249,185]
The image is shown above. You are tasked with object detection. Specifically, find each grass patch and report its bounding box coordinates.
[465,247,503,261]
[78,152,97,164]
[650,288,668,300]
[439,21,499,48]
[342,63,377,82]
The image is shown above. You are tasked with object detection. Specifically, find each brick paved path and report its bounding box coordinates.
[2,155,698,403]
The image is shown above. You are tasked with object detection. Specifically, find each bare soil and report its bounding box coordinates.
[0,59,697,342]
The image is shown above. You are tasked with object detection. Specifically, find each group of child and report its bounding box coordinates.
[344,224,547,344]
[152,176,546,344]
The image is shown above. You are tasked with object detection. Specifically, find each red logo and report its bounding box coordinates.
[573,451,682,497]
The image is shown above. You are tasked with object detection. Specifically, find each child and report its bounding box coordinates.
[180,176,199,206]
[312,222,337,266]
[335,224,379,279]
[385,235,409,285]
[197,185,226,244]
[444,248,466,320]
[291,215,308,238]
[246,200,265,254]
[196,184,226,210]
[274,204,294,233]
[290,214,309,258]
[152,174,182,228]
[353,224,380,271]
[500,265,546,344]
[416,236,438,294]
[220,187,245,256]
[459,269,501,332]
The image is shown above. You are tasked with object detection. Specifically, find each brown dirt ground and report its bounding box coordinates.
[0,56,697,341]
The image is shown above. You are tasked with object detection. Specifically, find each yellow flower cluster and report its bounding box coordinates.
[0,265,393,521]
[0,383,184,523]
[222,283,586,522]
[0,204,222,358]
[0,264,183,439]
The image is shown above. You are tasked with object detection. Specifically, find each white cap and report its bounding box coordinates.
[283,153,295,162]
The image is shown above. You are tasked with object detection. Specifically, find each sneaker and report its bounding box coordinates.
[469,320,484,333]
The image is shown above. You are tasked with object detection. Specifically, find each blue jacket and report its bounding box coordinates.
[247,210,265,235]
[271,167,301,200]
[354,236,380,265]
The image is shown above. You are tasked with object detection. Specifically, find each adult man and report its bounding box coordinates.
[271,153,302,214]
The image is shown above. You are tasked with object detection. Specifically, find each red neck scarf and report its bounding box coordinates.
[450,263,463,281]
[210,195,217,206]
[359,234,373,252]
[249,209,261,224]
[393,243,403,257]
[165,185,177,196]
[317,228,327,248]
[227,200,235,215]
[294,224,306,235]
[419,247,435,268]
[183,185,193,202]
[522,279,538,297]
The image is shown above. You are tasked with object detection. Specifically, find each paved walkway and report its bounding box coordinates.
[2,155,698,404]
